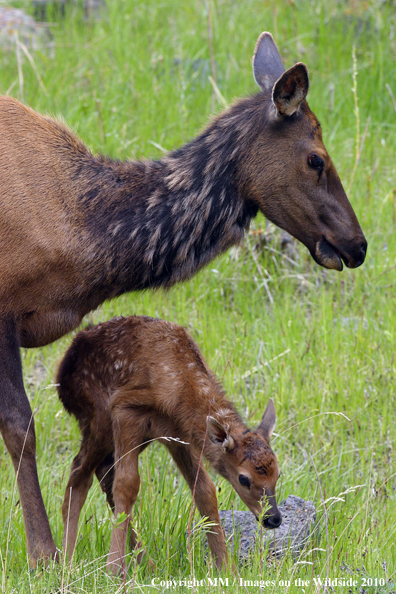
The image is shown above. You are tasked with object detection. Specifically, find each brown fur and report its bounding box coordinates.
[0,32,366,565]
[57,316,281,573]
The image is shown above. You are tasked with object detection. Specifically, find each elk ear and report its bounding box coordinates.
[256,399,276,442]
[252,32,285,93]
[272,62,309,117]
[207,416,235,451]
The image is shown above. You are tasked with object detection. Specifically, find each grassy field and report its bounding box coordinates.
[0,0,396,592]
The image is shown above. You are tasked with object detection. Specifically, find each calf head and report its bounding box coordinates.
[207,399,282,529]
[242,32,367,271]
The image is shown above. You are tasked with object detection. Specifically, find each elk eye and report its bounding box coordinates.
[238,474,251,489]
[308,153,325,171]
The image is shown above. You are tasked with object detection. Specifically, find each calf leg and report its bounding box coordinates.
[95,453,143,554]
[95,453,115,510]
[107,410,145,576]
[107,452,140,575]
[0,316,56,566]
[166,442,227,570]
[62,452,95,560]
[62,437,112,559]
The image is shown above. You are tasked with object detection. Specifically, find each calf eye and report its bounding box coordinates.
[308,153,324,171]
[238,474,251,489]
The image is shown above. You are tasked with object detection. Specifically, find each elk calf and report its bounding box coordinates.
[57,316,281,573]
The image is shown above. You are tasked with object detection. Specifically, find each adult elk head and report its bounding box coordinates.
[243,32,367,271]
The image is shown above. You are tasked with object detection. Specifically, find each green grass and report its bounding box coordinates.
[1,0,396,592]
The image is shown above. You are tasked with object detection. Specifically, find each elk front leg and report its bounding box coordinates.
[0,316,56,566]
[166,442,227,570]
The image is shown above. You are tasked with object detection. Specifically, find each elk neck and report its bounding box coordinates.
[73,97,266,306]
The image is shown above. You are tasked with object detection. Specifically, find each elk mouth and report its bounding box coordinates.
[314,237,344,271]
[253,508,282,529]
[262,514,282,529]
[314,236,368,270]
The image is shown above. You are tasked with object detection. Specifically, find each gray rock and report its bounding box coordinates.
[33,0,105,20]
[219,495,317,562]
[0,7,49,50]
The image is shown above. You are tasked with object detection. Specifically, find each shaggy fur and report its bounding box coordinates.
[0,31,366,566]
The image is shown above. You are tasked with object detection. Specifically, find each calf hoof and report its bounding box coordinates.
[106,555,126,577]
[106,548,154,577]
[30,544,60,569]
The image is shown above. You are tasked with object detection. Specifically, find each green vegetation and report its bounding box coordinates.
[0,0,395,591]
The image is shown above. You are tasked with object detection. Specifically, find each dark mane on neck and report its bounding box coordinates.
[74,95,266,303]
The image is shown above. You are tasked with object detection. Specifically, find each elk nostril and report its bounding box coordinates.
[263,513,282,529]
[272,514,282,528]
[357,241,367,266]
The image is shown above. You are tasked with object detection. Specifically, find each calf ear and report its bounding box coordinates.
[207,417,235,451]
[272,62,309,116]
[256,399,276,442]
[252,32,285,93]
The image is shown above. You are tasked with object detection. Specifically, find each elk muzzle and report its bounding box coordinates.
[314,235,367,271]
[261,493,282,529]
[263,511,282,529]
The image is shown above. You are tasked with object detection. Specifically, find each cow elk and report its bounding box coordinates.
[57,316,281,573]
[0,32,366,565]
